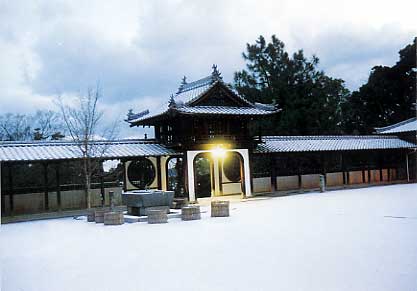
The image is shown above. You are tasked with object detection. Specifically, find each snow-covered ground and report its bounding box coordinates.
[1,184,417,291]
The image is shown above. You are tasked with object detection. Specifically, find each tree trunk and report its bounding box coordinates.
[84,157,91,209]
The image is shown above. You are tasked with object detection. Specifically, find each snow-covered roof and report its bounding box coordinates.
[375,117,417,134]
[175,105,277,116]
[255,135,416,153]
[127,66,279,125]
[0,140,178,162]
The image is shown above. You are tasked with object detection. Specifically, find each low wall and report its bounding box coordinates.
[251,168,400,195]
[369,170,381,183]
[301,174,320,189]
[326,172,344,187]
[349,171,365,184]
[276,176,299,191]
[3,187,123,216]
[222,182,241,195]
[253,177,271,193]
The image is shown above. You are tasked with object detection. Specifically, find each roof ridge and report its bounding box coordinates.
[375,117,417,133]
[262,135,401,140]
[177,75,214,94]
[0,139,158,147]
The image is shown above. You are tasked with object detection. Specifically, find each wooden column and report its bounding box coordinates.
[0,162,3,216]
[122,160,127,192]
[8,164,14,215]
[345,153,350,185]
[239,155,245,196]
[100,169,105,207]
[218,158,223,195]
[406,153,410,182]
[44,163,49,211]
[379,153,383,181]
[321,153,327,185]
[156,156,162,190]
[341,153,347,185]
[270,154,277,192]
[56,164,62,211]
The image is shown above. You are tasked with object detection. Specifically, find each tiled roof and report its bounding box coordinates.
[255,135,416,153]
[127,67,279,125]
[175,76,216,104]
[177,105,277,115]
[0,140,178,162]
[375,117,417,134]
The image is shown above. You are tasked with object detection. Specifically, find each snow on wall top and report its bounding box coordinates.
[255,135,416,153]
[0,140,178,162]
[375,117,417,134]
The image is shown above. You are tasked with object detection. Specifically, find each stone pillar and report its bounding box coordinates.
[239,149,252,198]
[160,156,168,191]
[213,157,221,196]
[109,190,115,210]
[156,156,162,190]
[0,162,2,216]
[187,151,196,202]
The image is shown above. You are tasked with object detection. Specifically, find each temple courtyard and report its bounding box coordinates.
[1,183,417,291]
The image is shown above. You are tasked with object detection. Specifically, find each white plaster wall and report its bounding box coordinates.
[125,157,158,190]
[222,183,241,195]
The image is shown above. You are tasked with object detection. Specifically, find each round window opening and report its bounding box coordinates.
[127,158,155,189]
[223,153,241,182]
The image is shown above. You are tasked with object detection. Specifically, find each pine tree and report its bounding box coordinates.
[234,35,349,135]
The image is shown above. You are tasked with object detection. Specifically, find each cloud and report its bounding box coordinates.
[0,0,416,137]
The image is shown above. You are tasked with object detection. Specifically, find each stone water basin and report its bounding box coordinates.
[122,190,174,216]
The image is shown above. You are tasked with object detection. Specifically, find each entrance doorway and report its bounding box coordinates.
[193,153,212,198]
[166,157,185,197]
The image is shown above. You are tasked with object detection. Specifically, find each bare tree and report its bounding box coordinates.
[32,110,65,140]
[56,85,118,208]
[0,113,32,141]
[0,111,65,141]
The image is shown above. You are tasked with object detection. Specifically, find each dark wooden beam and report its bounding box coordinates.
[1,163,5,216]
[8,164,14,215]
[44,163,49,211]
[218,159,223,195]
[56,164,62,211]
[239,155,245,196]
[122,161,127,192]
[270,154,277,192]
[100,169,105,207]
[341,153,346,185]
[156,156,162,190]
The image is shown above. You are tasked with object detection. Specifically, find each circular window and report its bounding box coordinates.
[223,153,241,182]
[127,158,155,188]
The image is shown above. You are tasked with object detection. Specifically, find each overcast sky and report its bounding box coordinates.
[0,0,416,138]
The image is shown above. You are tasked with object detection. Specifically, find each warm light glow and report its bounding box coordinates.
[211,145,227,158]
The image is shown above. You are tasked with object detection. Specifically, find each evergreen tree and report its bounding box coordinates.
[343,39,416,134]
[234,35,350,135]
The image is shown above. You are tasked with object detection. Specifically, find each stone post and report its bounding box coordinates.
[319,174,326,192]
[109,191,115,210]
